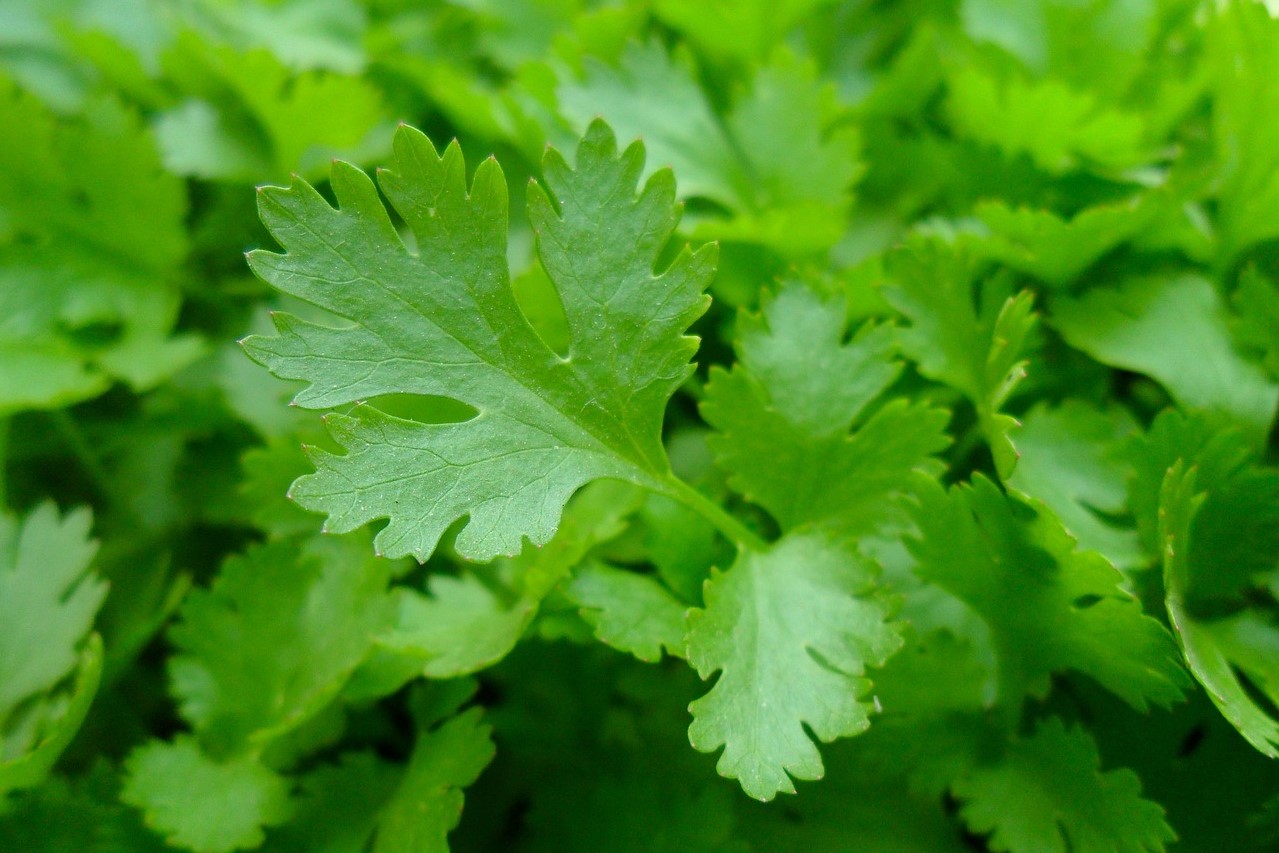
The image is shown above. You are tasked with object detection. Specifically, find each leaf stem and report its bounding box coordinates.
[664,477,767,552]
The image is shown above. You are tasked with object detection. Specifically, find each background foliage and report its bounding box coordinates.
[2,0,1279,850]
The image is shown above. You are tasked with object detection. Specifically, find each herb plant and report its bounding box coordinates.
[2,1,1279,851]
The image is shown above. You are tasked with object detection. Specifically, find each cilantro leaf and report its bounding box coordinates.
[953,718,1175,853]
[167,536,393,755]
[155,31,386,182]
[702,282,949,533]
[372,707,495,852]
[909,476,1187,709]
[564,561,687,663]
[1160,461,1279,757]
[122,737,293,853]
[548,44,861,255]
[243,119,713,561]
[1005,401,1143,569]
[380,480,642,675]
[1208,1,1279,261]
[0,80,199,411]
[974,197,1157,287]
[686,532,902,801]
[1052,274,1279,443]
[945,63,1150,175]
[0,503,105,729]
[883,238,1036,478]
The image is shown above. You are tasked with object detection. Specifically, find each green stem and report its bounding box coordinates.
[664,476,768,553]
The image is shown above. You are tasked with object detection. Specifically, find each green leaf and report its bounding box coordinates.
[167,536,394,755]
[155,31,386,181]
[652,0,838,64]
[122,737,293,853]
[883,238,1035,478]
[1005,401,1143,569]
[1128,409,1279,604]
[0,503,105,726]
[0,764,169,852]
[243,119,713,561]
[267,752,401,853]
[380,480,642,676]
[974,197,1157,287]
[1160,461,1279,757]
[909,476,1187,709]
[702,282,949,532]
[565,561,687,662]
[946,62,1150,174]
[1234,267,1279,381]
[686,531,902,801]
[1052,275,1279,443]
[953,718,1175,853]
[0,634,102,796]
[0,80,198,411]
[372,707,495,853]
[549,44,861,255]
[1208,1,1279,260]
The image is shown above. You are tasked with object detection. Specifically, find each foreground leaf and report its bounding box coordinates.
[243,119,712,561]
[686,532,901,800]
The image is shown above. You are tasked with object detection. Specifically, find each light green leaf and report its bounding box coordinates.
[946,63,1150,174]
[0,503,104,725]
[652,0,839,63]
[550,44,861,255]
[565,561,687,662]
[703,282,949,532]
[1053,274,1279,444]
[0,634,102,796]
[0,79,197,411]
[910,476,1188,710]
[122,737,293,853]
[975,197,1157,287]
[155,31,386,181]
[686,532,902,800]
[954,718,1174,853]
[244,120,713,561]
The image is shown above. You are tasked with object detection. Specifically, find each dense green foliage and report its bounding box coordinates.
[3,1,1279,850]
